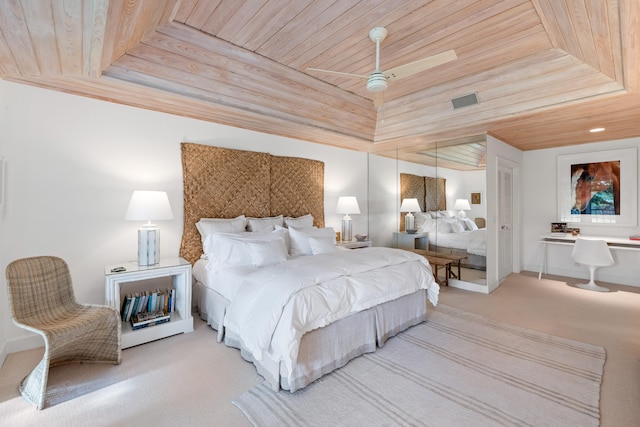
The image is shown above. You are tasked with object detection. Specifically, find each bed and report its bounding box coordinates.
[180,143,439,392]
[400,173,487,270]
[416,212,487,270]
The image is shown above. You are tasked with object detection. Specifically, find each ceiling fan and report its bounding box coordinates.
[306,27,457,107]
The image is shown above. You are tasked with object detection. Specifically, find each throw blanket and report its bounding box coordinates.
[223,247,438,371]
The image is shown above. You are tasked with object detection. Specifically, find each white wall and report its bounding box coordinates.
[522,137,640,286]
[0,80,369,362]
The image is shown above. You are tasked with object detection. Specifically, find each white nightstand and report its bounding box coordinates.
[337,240,372,249]
[105,257,194,349]
[393,232,428,250]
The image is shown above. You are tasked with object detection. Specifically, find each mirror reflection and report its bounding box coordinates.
[368,136,487,288]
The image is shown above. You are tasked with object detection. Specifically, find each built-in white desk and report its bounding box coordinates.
[538,234,640,279]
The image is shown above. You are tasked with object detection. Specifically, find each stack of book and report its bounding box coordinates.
[130,310,170,330]
[120,287,176,325]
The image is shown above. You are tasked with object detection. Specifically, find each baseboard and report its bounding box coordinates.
[0,341,6,368]
[523,264,639,287]
[2,335,44,365]
[449,279,489,294]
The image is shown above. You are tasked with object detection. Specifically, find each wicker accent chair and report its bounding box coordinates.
[5,256,121,409]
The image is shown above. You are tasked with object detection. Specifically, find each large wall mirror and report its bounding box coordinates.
[368,135,488,290]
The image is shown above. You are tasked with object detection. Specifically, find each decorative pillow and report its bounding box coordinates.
[288,226,336,256]
[428,211,443,219]
[440,210,455,218]
[308,236,338,255]
[284,214,314,229]
[247,238,288,267]
[246,215,284,232]
[451,222,466,233]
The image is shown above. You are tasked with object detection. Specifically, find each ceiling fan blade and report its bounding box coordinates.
[373,91,384,108]
[306,68,368,79]
[384,50,457,81]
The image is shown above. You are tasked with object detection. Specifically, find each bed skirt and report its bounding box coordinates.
[193,280,428,391]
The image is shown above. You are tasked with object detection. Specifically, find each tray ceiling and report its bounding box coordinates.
[0,0,638,169]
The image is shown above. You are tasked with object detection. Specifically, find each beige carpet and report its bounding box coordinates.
[234,304,605,427]
[1,272,639,426]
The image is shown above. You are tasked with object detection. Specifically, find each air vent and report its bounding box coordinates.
[451,93,479,109]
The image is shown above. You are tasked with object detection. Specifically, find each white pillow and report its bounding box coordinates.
[205,234,252,267]
[284,214,314,229]
[440,210,455,218]
[308,236,338,254]
[196,216,247,254]
[246,215,284,232]
[414,212,430,230]
[247,239,288,267]
[204,229,287,266]
[196,215,246,240]
[451,222,466,233]
[288,226,336,256]
[428,211,442,219]
[464,218,479,231]
[419,217,437,233]
[435,219,452,233]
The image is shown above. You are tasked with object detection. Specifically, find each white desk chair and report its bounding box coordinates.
[571,238,614,292]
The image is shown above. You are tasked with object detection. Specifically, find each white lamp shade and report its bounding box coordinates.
[400,198,421,213]
[454,199,471,211]
[336,196,360,215]
[125,191,174,221]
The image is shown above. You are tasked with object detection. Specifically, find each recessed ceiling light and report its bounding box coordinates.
[589,127,605,133]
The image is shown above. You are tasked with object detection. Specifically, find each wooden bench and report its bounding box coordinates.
[423,255,453,286]
[407,249,467,281]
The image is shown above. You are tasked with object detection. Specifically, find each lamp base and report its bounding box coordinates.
[404,213,415,232]
[138,226,160,266]
[341,218,352,242]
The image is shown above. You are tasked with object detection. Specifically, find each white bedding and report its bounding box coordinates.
[221,247,438,372]
[428,229,487,256]
[193,259,256,301]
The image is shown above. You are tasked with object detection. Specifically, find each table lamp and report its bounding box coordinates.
[400,198,421,232]
[454,198,471,218]
[125,190,174,265]
[336,196,360,242]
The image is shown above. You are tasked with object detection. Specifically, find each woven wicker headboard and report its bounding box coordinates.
[400,173,446,231]
[180,143,325,264]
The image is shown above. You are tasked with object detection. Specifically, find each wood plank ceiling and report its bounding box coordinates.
[0,0,638,169]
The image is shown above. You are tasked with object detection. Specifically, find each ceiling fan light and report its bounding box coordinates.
[367,72,387,92]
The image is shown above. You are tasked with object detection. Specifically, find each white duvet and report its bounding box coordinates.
[223,247,438,372]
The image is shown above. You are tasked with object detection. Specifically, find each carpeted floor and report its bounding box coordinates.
[234,304,605,427]
[0,272,639,426]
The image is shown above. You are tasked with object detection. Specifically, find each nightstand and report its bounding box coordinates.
[337,240,372,249]
[105,257,194,348]
[393,232,428,250]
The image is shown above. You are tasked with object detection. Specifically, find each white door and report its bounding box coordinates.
[498,164,513,282]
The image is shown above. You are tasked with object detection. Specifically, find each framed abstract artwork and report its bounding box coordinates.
[557,148,637,226]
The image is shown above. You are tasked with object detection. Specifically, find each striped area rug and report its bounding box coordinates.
[233,304,605,427]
